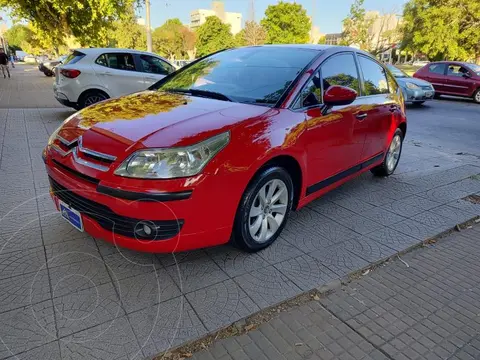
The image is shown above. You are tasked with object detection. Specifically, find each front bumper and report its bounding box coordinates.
[403,88,435,103]
[44,155,235,253]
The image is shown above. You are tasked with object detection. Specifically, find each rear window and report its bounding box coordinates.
[63,51,85,65]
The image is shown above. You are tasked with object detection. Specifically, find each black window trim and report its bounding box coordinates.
[290,50,362,112]
[94,52,137,72]
[356,53,391,98]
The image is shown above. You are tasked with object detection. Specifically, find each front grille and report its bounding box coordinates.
[49,177,183,240]
[52,160,100,185]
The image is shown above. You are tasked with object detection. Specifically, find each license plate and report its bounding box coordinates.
[59,200,84,232]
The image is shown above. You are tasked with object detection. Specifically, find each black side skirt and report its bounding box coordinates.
[306,152,384,196]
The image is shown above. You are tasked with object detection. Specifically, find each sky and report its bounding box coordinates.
[1,0,407,34]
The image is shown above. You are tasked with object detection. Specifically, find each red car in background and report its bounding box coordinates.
[44,45,407,253]
[413,61,480,104]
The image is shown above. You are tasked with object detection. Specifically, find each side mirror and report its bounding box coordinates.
[462,72,472,79]
[323,85,358,107]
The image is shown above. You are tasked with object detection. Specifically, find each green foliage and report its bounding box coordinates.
[109,10,146,50]
[196,16,234,57]
[261,1,311,44]
[341,0,373,50]
[234,29,247,47]
[152,18,196,60]
[0,0,139,48]
[4,24,30,50]
[243,21,266,46]
[402,0,480,61]
[317,35,327,44]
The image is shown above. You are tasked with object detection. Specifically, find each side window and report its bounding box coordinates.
[95,54,108,67]
[140,55,174,75]
[296,72,322,108]
[358,56,389,96]
[102,53,136,71]
[321,53,360,94]
[428,63,446,75]
[447,65,469,77]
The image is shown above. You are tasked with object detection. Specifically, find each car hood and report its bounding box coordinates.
[55,91,269,158]
[395,77,432,87]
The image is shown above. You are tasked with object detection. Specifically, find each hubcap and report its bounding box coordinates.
[248,179,288,243]
[85,95,105,106]
[476,92,480,102]
[386,134,402,172]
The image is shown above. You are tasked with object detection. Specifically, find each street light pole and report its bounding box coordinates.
[146,0,153,52]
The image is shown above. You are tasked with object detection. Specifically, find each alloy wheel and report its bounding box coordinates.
[386,134,402,172]
[84,95,106,106]
[248,179,288,243]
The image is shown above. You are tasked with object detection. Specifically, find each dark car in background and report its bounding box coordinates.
[38,55,67,77]
[386,64,435,105]
[413,61,480,104]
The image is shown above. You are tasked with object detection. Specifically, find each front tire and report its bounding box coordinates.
[232,167,293,252]
[371,128,404,177]
[473,89,480,104]
[79,90,109,109]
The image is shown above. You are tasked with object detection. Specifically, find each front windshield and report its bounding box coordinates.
[152,47,319,106]
[464,63,480,75]
[386,65,409,78]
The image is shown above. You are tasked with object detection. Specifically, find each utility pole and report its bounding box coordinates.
[248,0,255,22]
[146,0,152,52]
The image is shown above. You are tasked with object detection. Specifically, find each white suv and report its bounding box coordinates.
[53,48,176,110]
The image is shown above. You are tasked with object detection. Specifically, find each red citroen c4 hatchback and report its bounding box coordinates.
[44,45,407,253]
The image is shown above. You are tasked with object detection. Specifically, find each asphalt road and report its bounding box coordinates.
[406,98,480,157]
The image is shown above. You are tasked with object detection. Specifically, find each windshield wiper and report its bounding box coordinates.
[166,88,233,102]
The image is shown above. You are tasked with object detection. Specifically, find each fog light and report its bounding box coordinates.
[134,221,156,239]
[143,224,152,235]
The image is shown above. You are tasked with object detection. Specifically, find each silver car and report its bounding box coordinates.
[386,64,435,105]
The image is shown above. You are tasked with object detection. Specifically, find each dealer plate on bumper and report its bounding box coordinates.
[59,200,84,232]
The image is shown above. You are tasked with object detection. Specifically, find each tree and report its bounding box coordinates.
[244,21,266,46]
[402,0,480,61]
[234,29,247,47]
[152,18,196,60]
[341,0,374,50]
[0,0,139,49]
[195,16,234,57]
[261,1,311,44]
[109,10,146,50]
[317,35,326,44]
[4,24,30,50]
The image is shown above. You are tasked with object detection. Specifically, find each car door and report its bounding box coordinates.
[138,54,175,87]
[297,52,365,188]
[444,64,475,97]
[356,55,396,162]
[421,63,448,93]
[93,53,146,97]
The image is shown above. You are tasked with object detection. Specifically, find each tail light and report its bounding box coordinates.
[60,69,81,78]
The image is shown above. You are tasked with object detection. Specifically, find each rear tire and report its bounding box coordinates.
[79,90,109,109]
[412,101,425,106]
[473,89,480,104]
[371,128,404,177]
[232,167,293,252]
[434,93,442,99]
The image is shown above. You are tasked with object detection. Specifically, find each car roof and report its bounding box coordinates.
[72,48,172,63]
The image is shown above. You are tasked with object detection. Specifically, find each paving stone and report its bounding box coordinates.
[207,247,267,277]
[234,265,301,308]
[0,300,56,359]
[343,236,398,263]
[186,279,259,331]
[129,296,207,357]
[59,316,143,360]
[0,269,51,313]
[116,269,181,314]
[45,237,100,268]
[334,214,385,235]
[393,218,450,240]
[364,227,420,251]
[54,282,124,338]
[274,254,337,291]
[4,341,61,360]
[309,243,370,277]
[0,246,47,280]
[257,238,304,265]
[102,248,163,281]
[40,214,92,245]
[156,249,210,267]
[166,257,229,294]
[358,207,407,226]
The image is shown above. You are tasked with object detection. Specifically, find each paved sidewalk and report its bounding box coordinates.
[190,224,480,360]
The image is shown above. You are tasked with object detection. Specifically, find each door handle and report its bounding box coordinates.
[355,113,368,120]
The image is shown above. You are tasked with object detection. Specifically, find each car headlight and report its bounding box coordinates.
[115,132,230,179]
[405,82,420,90]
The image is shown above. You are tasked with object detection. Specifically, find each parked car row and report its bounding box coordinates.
[38,55,68,77]
[44,45,408,253]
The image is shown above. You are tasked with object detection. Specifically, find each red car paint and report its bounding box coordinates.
[44,45,407,253]
[413,61,480,100]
